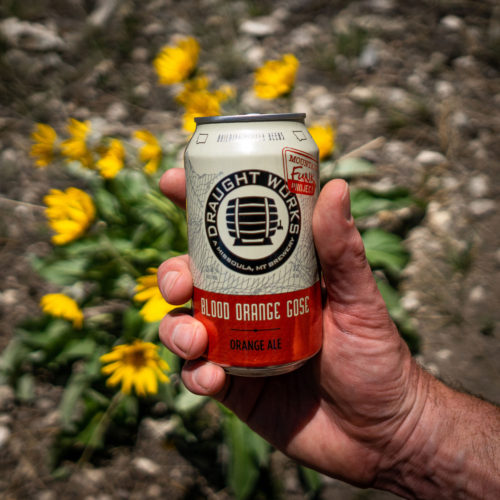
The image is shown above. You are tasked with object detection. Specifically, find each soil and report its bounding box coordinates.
[0,1,499,499]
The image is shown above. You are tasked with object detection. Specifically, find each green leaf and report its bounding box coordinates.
[362,229,408,274]
[223,412,270,500]
[18,319,72,352]
[299,465,323,495]
[174,383,207,413]
[0,338,29,379]
[30,255,88,285]
[376,277,420,353]
[333,157,376,178]
[16,373,35,401]
[75,411,105,448]
[53,338,97,364]
[350,188,415,220]
[94,186,125,224]
[59,371,89,429]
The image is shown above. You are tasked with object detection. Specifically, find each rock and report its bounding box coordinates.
[88,0,123,30]
[469,199,496,217]
[468,175,489,198]
[106,102,129,122]
[435,80,455,98]
[440,15,465,31]
[240,16,282,37]
[132,456,161,476]
[0,289,18,306]
[427,201,452,232]
[415,150,447,166]
[0,425,11,449]
[311,92,336,114]
[0,385,15,412]
[288,23,321,49]
[140,417,177,440]
[348,86,377,104]
[401,291,421,312]
[245,45,266,67]
[358,42,379,69]
[82,467,106,486]
[435,349,452,360]
[36,491,57,500]
[0,17,65,51]
[469,285,486,303]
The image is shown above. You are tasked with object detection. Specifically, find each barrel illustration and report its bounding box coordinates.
[226,196,281,245]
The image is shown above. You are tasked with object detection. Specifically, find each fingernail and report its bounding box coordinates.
[341,183,352,221]
[193,363,215,392]
[171,323,193,355]
[161,271,179,299]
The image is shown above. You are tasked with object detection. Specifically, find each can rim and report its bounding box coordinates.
[194,113,306,125]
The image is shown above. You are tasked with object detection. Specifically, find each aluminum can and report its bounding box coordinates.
[184,113,322,376]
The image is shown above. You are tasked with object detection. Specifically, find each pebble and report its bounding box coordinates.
[435,349,452,360]
[0,17,65,51]
[348,86,377,104]
[140,417,177,440]
[469,199,496,217]
[106,102,128,122]
[0,425,11,448]
[401,291,421,312]
[469,285,486,303]
[415,150,447,166]
[132,456,161,476]
[37,491,57,500]
[440,15,465,31]
[468,175,489,198]
[0,289,18,306]
[288,23,321,49]
[427,202,452,232]
[0,385,15,411]
[435,80,455,98]
[240,16,281,37]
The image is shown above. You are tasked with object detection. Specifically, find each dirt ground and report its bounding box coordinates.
[0,0,499,498]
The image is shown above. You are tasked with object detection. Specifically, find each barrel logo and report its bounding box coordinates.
[205,170,300,275]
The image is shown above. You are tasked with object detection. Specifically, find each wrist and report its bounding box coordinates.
[374,366,500,499]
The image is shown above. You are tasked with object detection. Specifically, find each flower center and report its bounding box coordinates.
[125,347,147,368]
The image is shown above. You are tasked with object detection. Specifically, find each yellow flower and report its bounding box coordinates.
[134,268,178,322]
[61,118,94,168]
[180,86,234,133]
[96,139,125,178]
[40,293,84,328]
[30,123,58,167]
[100,340,170,396]
[308,124,336,160]
[133,130,162,174]
[254,54,300,99]
[154,36,200,85]
[44,187,96,245]
[175,75,210,105]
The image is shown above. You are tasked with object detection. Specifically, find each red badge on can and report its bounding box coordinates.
[282,147,318,196]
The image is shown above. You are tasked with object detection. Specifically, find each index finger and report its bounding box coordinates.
[159,167,186,209]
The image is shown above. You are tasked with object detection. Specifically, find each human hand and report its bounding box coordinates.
[157,167,430,487]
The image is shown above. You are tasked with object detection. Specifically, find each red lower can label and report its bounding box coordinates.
[184,113,322,376]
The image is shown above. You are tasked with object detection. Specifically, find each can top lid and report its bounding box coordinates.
[195,113,306,125]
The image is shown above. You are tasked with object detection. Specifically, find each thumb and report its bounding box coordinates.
[313,180,388,317]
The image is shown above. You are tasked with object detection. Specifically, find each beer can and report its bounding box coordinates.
[184,113,322,376]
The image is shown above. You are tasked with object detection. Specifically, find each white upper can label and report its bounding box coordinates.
[185,114,320,295]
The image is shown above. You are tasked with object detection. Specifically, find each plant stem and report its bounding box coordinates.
[100,233,141,278]
[0,195,45,211]
[76,391,125,467]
